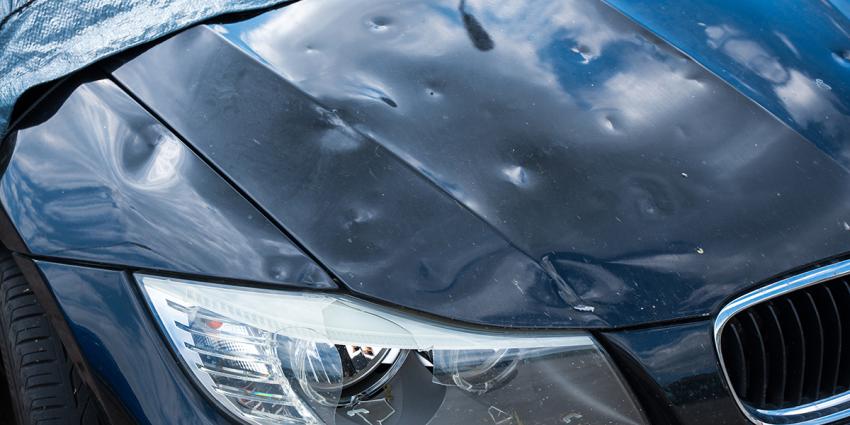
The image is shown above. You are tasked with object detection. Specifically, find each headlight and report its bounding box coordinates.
[138,275,646,425]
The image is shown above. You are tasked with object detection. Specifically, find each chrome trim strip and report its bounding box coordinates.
[714,259,850,425]
[754,391,850,416]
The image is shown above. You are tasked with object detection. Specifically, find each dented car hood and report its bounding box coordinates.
[110,0,850,328]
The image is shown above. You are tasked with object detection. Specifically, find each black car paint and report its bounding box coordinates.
[22,258,234,425]
[604,0,850,171]
[0,71,752,424]
[0,76,333,288]
[602,322,746,424]
[1,0,848,423]
[109,0,850,329]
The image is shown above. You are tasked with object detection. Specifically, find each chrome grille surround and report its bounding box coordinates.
[714,259,850,425]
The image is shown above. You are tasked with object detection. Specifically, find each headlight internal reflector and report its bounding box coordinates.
[138,275,646,425]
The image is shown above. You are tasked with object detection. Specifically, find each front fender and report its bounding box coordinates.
[0,73,333,289]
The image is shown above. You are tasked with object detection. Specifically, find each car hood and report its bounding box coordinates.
[111,0,850,328]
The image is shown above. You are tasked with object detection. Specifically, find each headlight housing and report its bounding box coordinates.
[138,275,646,425]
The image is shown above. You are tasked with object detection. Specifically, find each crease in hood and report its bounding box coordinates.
[101,0,850,328]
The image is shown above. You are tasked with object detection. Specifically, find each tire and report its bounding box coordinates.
[0,251,106,425]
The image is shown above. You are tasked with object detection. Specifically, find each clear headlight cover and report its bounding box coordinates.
[138,275,647,425]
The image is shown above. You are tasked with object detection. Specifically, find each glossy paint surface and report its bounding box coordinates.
[33,260,233,425]
[112,0,850,328]
[605,0,850,168]
[602,321,747,424]
[1,76,333,288]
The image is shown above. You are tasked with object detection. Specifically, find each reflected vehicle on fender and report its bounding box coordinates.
[1,0,849,424]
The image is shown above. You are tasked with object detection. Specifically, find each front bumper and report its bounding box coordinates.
[18,256,749,425]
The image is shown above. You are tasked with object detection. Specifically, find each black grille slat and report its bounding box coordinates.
[764,303,787,405]
[724,320,749,398]
[838,280,850,393]
[798,292,824,403]
[780,298,807,406]
[720,271,850,411]
[743,311,769,406]
[817,286,842,396]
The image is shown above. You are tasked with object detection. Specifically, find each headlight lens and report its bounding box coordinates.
[138,275,646,425]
